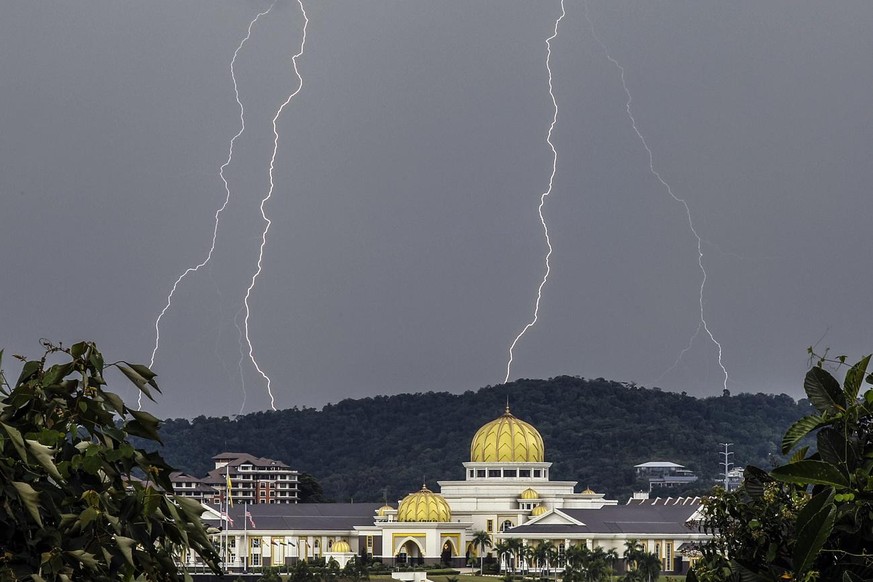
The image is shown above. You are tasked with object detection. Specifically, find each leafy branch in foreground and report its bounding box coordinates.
[0,341,220,581]
[691,353,873,582]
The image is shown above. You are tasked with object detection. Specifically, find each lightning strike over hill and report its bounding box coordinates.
[583,3,729,392]
[242,0,309,411]
[504,0,566,385]
[143,2,276,410]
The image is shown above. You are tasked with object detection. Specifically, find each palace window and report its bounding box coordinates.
[486,520,494,532]
[519,470,531,478]
[504,469,517,477]
[533,470,542,478]
[477,470,486,478]
[488,470,501,478]
[500,520,513,532]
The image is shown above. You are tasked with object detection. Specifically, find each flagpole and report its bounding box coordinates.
[244,501,248,573]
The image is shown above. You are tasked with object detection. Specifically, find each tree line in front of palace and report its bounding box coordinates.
[152,375,813,503]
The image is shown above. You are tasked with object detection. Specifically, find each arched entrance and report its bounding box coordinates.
[396,538,424,566]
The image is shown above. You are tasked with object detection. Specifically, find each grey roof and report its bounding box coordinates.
[215,503,382,532]
[212,452,291,469]
[508,504,702,536]
[634,461,685,469]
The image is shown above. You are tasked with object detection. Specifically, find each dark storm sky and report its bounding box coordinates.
[2,1,871,419]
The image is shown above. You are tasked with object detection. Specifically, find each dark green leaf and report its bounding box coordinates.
[0,421,28,461]
[102,391,127,415]
[117,365,155,402]
[793,489,836,575]
[25,438,62,481]
[128,363,160,392]
[742,465,772,498]
[66,550,99,570]
[782,415,827,454]
[771,460,849,488]
[817,428,854,473]
[70,342,87,359]
[790,446,810,463]
[16,360,42,385]
[127,410,163,444]
[41,362,75,386]
[731,560,771,582]
[805,366,846,413]
[844,355,871,402]
[115,536,137,566]
[12,481,42,526]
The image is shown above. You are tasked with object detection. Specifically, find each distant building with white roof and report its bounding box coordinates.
[635,461,698,491]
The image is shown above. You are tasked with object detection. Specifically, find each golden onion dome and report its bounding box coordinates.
[376,504,394,516]
[581,487,597,495]
[332,540,351,553]
[397,485,452,522]
[520,488,540,500]
[470,406,544,462]
[531,505,549,516]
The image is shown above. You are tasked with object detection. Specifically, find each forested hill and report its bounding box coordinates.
[155,376,812,503]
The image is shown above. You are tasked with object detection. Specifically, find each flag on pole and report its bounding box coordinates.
[220,511,234,526]
[245,508,256,528]
[226,471,233,508]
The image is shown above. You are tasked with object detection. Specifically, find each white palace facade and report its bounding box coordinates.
[203,407,710,575]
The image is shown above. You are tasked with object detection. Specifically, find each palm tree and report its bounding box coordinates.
[635,552,661,582]
[583,546,611,582]
[532,541,556,577]
[622,539,645,577]
[471,530,492,575]
[493,541,512,574]
[506,538,524,574]
[562,543,589,582]
[522,544,536,576]
[604,548,619,581]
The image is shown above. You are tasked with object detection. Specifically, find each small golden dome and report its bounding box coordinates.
[376,504,394,516]
[581,487,596,495]
[531,505,548,516]
[470,407,544,463]
[520,488,539,500]
[397,485,452,522]
[332,540,351,553]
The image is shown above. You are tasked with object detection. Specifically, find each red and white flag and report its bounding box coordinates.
[245,509,256,528]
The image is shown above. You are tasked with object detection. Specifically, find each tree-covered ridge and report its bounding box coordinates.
[155,376,812,503]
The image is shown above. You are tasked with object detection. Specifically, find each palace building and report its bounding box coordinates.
[204,407,710,575]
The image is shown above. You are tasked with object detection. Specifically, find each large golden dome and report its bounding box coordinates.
[397,485,452,522]
[470,407,544,462]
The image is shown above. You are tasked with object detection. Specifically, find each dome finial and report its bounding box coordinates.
[505,395,511,414]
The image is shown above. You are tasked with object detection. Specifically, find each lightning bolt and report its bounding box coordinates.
[504,0,566,385]
[234,305,248,416]
[242,0,309,411]
[583,2,729,392]
[143,2,276,410]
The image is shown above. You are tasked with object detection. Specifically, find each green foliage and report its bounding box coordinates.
[622,541,660,582]
[154,377,812,503]
[298,471,329,503]
[563,543,617,582]
[0,340,220,581]
[693,353,873,581]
